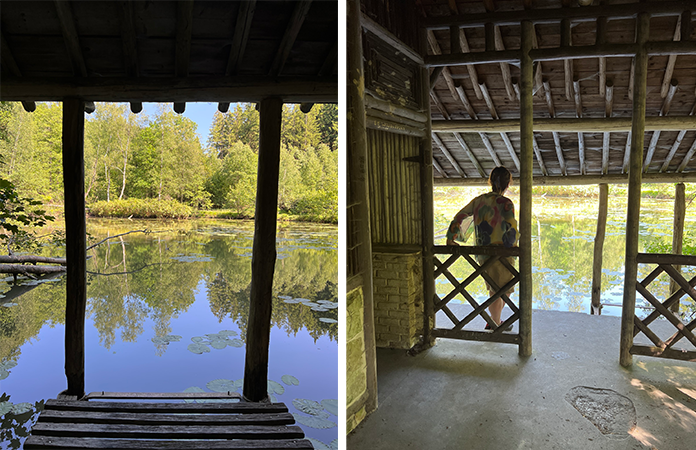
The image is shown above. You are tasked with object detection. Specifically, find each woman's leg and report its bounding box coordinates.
[488,294,504,325]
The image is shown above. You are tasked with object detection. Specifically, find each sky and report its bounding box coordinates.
[141,101,220,147]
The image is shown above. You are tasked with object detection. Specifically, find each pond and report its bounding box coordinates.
[0,219,338,450]
[434,187,696,322]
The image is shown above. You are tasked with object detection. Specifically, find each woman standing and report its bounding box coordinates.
[446,166,518,330]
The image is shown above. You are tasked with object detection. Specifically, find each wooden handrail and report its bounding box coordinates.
[636,253,696,266]
[433,245,520,257]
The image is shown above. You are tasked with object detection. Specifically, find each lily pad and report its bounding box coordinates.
[318,318,337,324]
[293,399,327,418]
[0,361,17,371]
[283,298,303,304]
[182,386,206,403]
[165,335,182,342]
[268,380,285,395]
[292,413,336,429]
[278,295,292,300]
[228,339,244,348]
[218,330,237,337]
[311,306,330,312]
[0,369,9,380]
[187,343,211,354]
[269,393,278,403]
[207,379,238,393]
[330,439,338,450]
[306,438,331,450]
[321,399,338,416]
[209,339,227,350]
[2,303,18,307]
[191,336,206,344]
[281,375,299,386]
[303,302,321,308]
[151,335,180,346]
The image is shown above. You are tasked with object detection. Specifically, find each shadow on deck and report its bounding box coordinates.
[348,309,696,450]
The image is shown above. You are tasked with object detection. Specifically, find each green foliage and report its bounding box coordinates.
[89,198,194,219]
[0,178,55,253]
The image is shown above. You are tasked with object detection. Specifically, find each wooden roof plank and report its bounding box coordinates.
[458,29,484,100]
[226,0,256,76]
[676,136,696,173]
[645,81,678,170]
[318,40,337,76]
[479,132,503,167]
[430,91,451,120]
[1,32,36,113]
[597,16,608,97]
[603,82,614,174]
[532,135,549,176]
[573,77,585,175]
[54,0,88,77]
[660,98,696,172]
[561,18,573,101]
[433,157,447,178]
[118,1,138,77]
[269,0,313,77]
[494,25,515,102]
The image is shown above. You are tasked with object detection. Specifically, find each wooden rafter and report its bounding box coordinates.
[54,0,88,77]
[622,132,632,174]
[660,14,682,98]
[435,172,696,187]
[433,157,447,178]
[561,18,573,101]
[227,0,256,76]
[542,79,566,175]
[1,33,36,112]
[174,0,194,114]
[573,77,585,175]
[318,41,338,77]
[660,98,696,172]
[269,0,313,77]
[479,132,502,167]
[480,82,520,172]
[597,16,608,97]
[432,132,466,178]
[427,30,469,117]
[453,133,486,178]
[644,80,678,171]
[494,26,515,102]
[430,91,451,120]
[458,30,483,100]
[677,135,696,173]
[531,26,543,97]
[454,85,477,119]
[117,1,141,114]
[602,81,614,174]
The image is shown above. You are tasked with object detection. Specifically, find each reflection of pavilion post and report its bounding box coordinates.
[620,12,650,367]
[62,98,87,398]
[670,182,685,313]
[518,20,533,357]
[591,183,608,315]
[243,97,282,402]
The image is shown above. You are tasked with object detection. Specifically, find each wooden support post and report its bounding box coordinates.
[62,98,86,398]
[620,12,649,368]
[670,182,686,313]
[243,97,282,402]
[519,20,534,357]
[591,183,608,315]
[420,25,436,350]
[347,0,378,411]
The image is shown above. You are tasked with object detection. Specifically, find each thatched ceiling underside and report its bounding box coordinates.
[419,0,696,184]
[0,1,337,105]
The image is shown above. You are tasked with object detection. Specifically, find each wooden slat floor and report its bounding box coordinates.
[24,398,313,450]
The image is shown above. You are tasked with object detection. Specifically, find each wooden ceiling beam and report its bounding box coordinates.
[227,0,256,76]
[0,76,337,103]
[423,1,687,29]
[561,18,573,101]
[1,33,36,113]
[602,81,614,174]
[454,85,477,119]
[434,172,696,186]
[427,30,470,118]
[660,13,682,98]
[676,137,696,173]
[494,26,516,102]
[318,41,338,77]
[573,77,585,175]
[432,132,466,177]
[531,27,543,97]
[430,91,451,120]
[269,0,313,77]
[479,83,520,171]
[453,132,486,177]
[622,132,632,174]
[433,157,446,178]
[542,79,566,175]
[532,135,548,176]
[54,0,88,77]
[361,13,423,65]
[431,116,696,133]
[597,16,608,97]
[479,132,502,167]
[645,80,679,171]
[458,30,483,99]
[660,97,696,172]
[174,0,194,114]
[117,1,141,114]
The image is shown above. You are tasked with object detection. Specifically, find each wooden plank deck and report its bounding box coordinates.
[24,395,313,450]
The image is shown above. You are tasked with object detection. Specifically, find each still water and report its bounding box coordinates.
[0,219,338,450]
[434,188,696,320]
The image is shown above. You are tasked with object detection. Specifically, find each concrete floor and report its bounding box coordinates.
[348,309,696,450]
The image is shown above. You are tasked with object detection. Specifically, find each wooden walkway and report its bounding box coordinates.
[24,392,312,449]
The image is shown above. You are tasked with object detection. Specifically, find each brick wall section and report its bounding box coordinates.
[372,251,423,349]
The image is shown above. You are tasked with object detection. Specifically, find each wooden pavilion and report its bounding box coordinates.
[1,1,336,448]
[347,0,696,433]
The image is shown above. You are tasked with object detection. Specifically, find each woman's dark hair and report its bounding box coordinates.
[489,166,511,194]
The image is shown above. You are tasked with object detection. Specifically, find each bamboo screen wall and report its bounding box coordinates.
[367,129,422,246]
[347,153,362,279]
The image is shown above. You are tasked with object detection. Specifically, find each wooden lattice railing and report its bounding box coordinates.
[632,253,696,361]
[432,245,521,345]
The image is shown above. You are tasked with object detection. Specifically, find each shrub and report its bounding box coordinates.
[88,198,194,219]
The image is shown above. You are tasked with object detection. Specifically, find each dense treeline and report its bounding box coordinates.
[0,102,337,222]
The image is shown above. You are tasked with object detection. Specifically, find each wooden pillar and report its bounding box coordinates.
[243,97,282,402]
[62,98,87,398]
[518,20,534,357]
[670,182,686,313]
[591,183,608,315]
[620,12,650,368]
[347,0,378,412]
[421,27,436,347]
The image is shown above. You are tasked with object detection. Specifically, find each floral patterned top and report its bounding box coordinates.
[446,192,518,249]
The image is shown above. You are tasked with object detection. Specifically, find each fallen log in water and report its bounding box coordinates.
[0,255,67,265]
[0,264,66,275]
